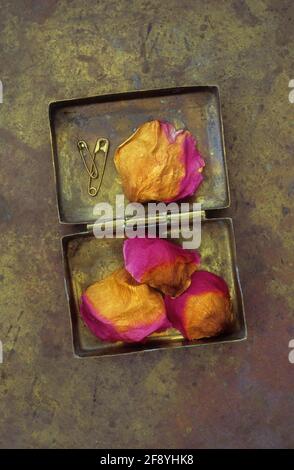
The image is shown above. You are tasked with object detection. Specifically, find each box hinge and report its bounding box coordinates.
[86,210,206,235]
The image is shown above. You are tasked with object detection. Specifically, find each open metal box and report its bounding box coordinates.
[49,86,246,357]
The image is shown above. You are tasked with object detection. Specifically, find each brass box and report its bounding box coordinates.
[49,86,246,357]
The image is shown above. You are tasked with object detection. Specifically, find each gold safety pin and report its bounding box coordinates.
[77,138,109,197]
[77,140,98,179]
[88,138,109,197]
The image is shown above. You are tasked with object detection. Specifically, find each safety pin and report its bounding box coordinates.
[78,138,109,197]
[77,140,98,179]
[88,138,109,197]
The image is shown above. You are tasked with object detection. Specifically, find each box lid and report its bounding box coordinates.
[49,85,230,225]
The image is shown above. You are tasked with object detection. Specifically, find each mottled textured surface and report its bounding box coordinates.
[0,0,293,449]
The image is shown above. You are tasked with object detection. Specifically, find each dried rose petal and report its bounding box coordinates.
[80,268,170,343]
[114,120,205,202]
[124,237,200,297]
[165,271,234,340]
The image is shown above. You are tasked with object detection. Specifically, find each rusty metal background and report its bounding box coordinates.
[0,0,293,449]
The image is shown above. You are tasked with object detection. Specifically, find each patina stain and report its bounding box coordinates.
[0,0,294,448]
